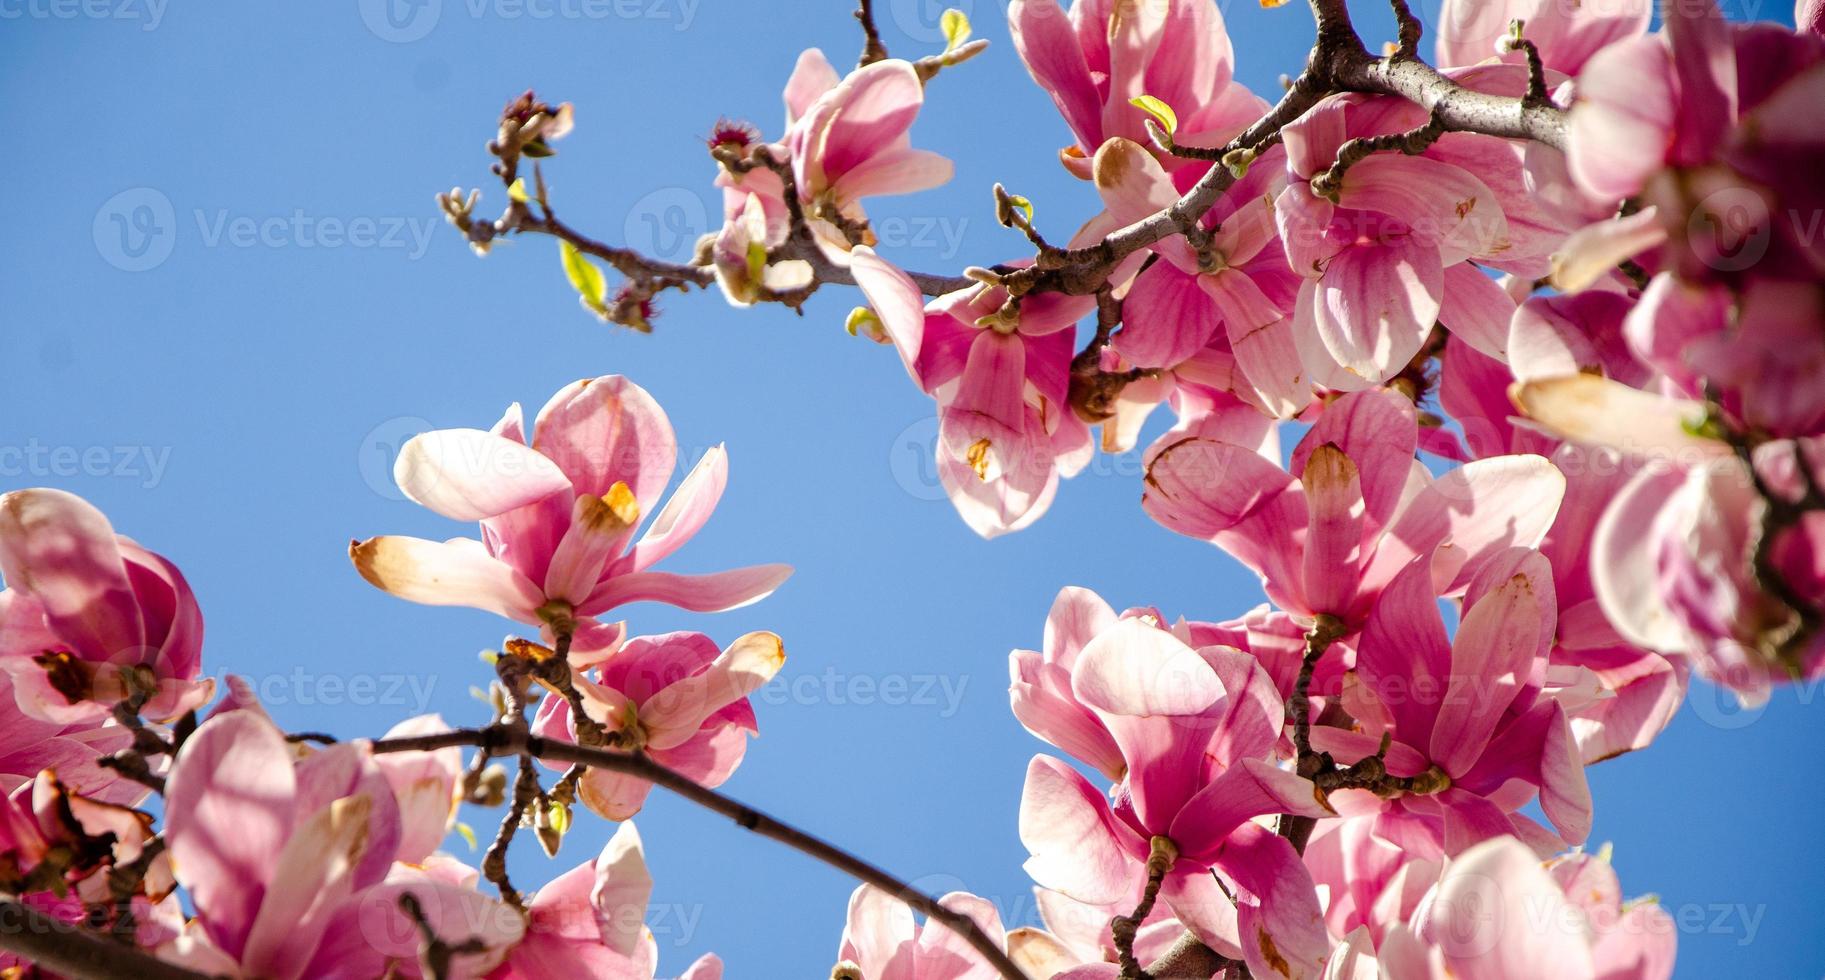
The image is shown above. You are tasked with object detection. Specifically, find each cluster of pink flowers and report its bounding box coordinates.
[5,0,1823,975]
[674,0,1823,974]
[0,376,775,974]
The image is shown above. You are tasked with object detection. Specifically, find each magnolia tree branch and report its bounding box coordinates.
[1146,930,1246,978]
[0,901,213,980]
[369,726,1032,980]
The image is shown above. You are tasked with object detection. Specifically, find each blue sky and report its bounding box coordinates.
[2,0,1819,976]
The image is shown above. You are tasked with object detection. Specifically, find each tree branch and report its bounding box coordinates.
[370,725,1030,980]
[0,901,213,980]
[1144,929,1247,978]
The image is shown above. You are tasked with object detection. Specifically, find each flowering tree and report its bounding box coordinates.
[3,0,1823,976]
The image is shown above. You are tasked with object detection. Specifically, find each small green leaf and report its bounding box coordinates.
[1006,194,1034,225]
[548,801,571,835]
[507,178,530,203]
[846,306,881,339]
[559,240,609,317]
[1129,95,1177,136]
[1222,147,1257,179]
[454,822,478,851]
[941,8,972,52]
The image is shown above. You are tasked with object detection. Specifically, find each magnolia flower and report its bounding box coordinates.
[1090,138,1306,415]
[160,709,524,978]
[851,247,1113,537]
[1441,316,1685,764]
[0,488,212,724]
[1143,388,1566,634]
[0,670,139,805]
[1004,886,1184,979]
[711,193,812,307]
[372,714,463,866]
[1434,0,1650,75]
[1326,548,1593,851]
[0,768,160,901]
[830,885,1006,980]
[532,629,784,820]
[1276,92,1520,388]
[783,53,953,259]
[1374,837,1676,980]
[351,376,791,662]
[1560,0,1825,286]
[1018,619,1330,979]
[1008,0,1268,178]
[492,822,724,980]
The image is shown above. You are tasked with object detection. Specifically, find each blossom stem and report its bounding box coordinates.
[371,725,1033,980]
[1113,837,1179,978]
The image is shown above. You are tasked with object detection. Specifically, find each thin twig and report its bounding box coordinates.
[854,0,888,67]
[400,891,491,980]
[371,725,1030,980]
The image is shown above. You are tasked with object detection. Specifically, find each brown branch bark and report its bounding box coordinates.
[0,901,214,980]
[370,725,1031,980]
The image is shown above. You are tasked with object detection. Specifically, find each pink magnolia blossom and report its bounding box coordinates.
[160,709,525,979]
[1567,0,1825,206]
[373,714,464,865]
[490,822,723,980]
[1017,618,1330,979]
[532,629,784,820]
[1275,87,1525,388]
[1328,548,1592,851]
[1004,886,1184,979]
[709,48,838,256]
[1374,837,1676,980]
[1441,315,1685,764]
[352,376,791,662]
[1008,0,1268,178]
[851,247,1112,537]
[0,671,139,805]
[1513,329,1825,702]
[0,768,161,901]
[1434,0,1650,75]
[1143,388,1566,634]
[1591,441,1825,704]
[710,192,813,307]
[1562,0,1825,285]
[783,52,953,259]
[0,488,212,725]
[1098,348,1281,456]
[830,885,1006,980]
[1009,587,1321,776]
[1091,137,1307,415]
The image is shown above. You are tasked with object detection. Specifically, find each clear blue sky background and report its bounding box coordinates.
[2,1,1818,976]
